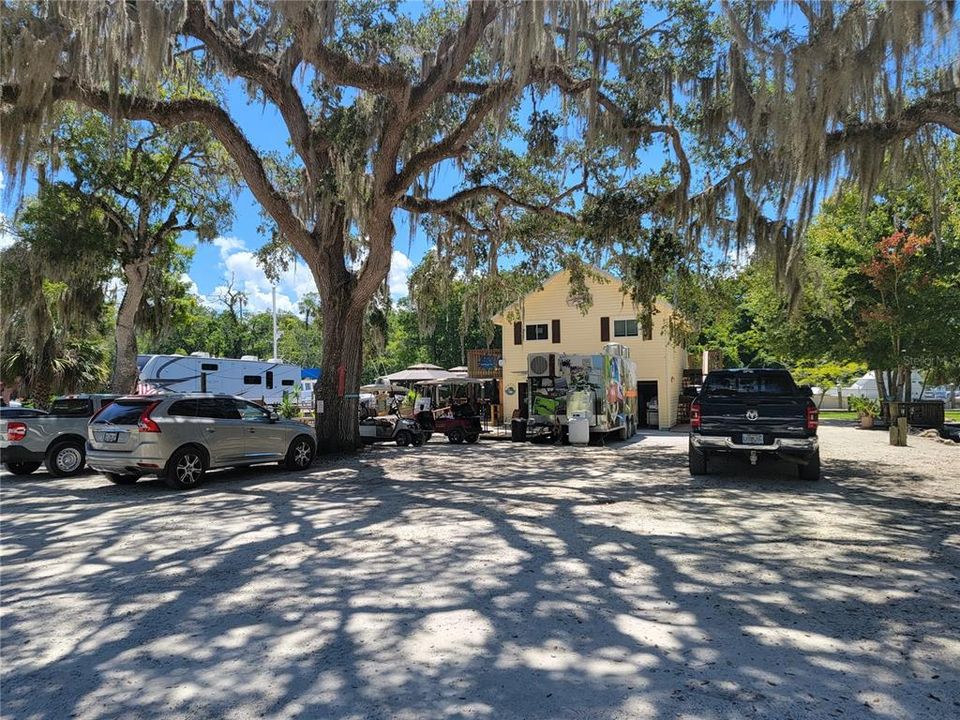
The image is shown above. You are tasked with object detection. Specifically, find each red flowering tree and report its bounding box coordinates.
[857,230,946,401]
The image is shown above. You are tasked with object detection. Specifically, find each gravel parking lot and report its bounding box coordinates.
[2,425,958,720]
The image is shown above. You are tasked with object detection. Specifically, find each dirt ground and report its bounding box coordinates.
[2,425,958,720]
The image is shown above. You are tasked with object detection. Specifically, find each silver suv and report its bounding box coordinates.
[86,394,316,489]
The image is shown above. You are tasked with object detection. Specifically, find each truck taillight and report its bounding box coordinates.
[690,400,701,431]
[138,401,162,433]
[805,401,818,432]
[6,422,27,441]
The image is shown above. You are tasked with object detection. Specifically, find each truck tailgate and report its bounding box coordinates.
[700,396,810,438]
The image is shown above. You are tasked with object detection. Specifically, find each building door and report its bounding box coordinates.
[518,382,528,418]
[636,381,659,427]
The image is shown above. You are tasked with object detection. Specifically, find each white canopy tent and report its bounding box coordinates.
[377,363,459,384]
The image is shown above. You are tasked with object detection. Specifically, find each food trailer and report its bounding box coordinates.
[525,343,638,443]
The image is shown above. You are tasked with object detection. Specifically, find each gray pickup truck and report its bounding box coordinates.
[1,394,118,476]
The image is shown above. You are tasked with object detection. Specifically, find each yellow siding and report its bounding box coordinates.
[494,269,687,429]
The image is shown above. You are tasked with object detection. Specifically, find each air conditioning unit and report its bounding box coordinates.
[528,353,554,377]
[190,351,211,358]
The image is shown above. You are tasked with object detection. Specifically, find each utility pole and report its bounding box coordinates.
[272,285,278,360]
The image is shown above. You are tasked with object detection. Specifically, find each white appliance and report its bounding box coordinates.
[568,412,590,445]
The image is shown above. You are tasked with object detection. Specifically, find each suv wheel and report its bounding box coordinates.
[395,430,413,447]
[284,436,315,471]
[448,428,465,444]
[688,439,708,476]
[46,440,85,477]
[799,450,820,481]
[163,447,206,490]
[4,461,42,476]
[106,473,139,485]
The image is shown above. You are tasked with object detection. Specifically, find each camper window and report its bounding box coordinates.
[266,371,274,389]
[243,375,262,385]
[281,379,295,387]
[201,363,219,371]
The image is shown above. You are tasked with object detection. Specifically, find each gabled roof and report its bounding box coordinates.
[492,266,672,323]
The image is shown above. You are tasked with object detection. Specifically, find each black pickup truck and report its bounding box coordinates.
[689,368,820,480]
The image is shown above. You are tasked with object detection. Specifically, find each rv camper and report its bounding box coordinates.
[136,353,301,404]
[526,343,638,442]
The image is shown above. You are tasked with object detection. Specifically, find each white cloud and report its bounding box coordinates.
[189,237,413,316]
[0,212,17,251]
[389,250,413,297]
[179,272,204,299]
[198,235,317,314]
[212,235,245,259]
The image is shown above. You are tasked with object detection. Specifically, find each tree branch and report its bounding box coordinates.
[281,4,407,95]
[391,79,516,194]
[826,97,960,147]
[542,66,692,196]
[398,184,579,224]
[3,79,313,258]
[182,1,327,184]
[409,0,500,116]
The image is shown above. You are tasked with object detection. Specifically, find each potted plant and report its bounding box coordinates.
[849,396,881,428]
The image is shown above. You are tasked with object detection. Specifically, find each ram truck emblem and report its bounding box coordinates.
[746,410,759,421]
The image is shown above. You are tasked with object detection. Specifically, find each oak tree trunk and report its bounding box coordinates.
[110,261,149,394]
[312,284,367,452]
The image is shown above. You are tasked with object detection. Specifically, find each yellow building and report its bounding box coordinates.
[493,268,687,429]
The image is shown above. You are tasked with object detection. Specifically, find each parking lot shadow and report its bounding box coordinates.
[2,440,958,719]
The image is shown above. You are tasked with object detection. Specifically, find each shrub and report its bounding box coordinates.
[848,395,881,418]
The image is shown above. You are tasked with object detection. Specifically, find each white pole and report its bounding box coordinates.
[272,285,278,360]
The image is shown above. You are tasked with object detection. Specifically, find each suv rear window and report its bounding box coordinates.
[703,370,798,396]
[91,399,154,425]
[49,398,95,417]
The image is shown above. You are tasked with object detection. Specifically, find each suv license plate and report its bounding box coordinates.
[102,431,118,443]
[742,433,764,445]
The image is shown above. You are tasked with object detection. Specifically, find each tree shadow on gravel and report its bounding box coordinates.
[1,442,958,720]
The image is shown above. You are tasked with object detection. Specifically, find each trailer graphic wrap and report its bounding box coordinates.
[525,345,637,440]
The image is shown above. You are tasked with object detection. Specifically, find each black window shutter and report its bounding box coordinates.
[600,316,610,342]
[551,319,561,344]
[513,321,522,345]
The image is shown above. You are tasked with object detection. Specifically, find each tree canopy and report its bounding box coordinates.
[2,1,958,446]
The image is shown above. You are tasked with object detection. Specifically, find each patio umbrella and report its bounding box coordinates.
[378,364,459,383]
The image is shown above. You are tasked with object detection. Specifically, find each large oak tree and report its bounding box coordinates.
[3,1,958,449]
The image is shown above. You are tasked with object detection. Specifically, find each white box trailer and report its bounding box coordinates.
[136,353,301,404]
[526,343,638,441]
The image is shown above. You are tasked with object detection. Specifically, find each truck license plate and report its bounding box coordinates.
[742,433,764,445]
[102,431,118,443]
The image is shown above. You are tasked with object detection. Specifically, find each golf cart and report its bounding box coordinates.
[358,389,425,447]
[359,413,425,446]
[414,378,487,444]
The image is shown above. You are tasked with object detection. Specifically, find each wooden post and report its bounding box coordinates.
[888,401,908,446]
